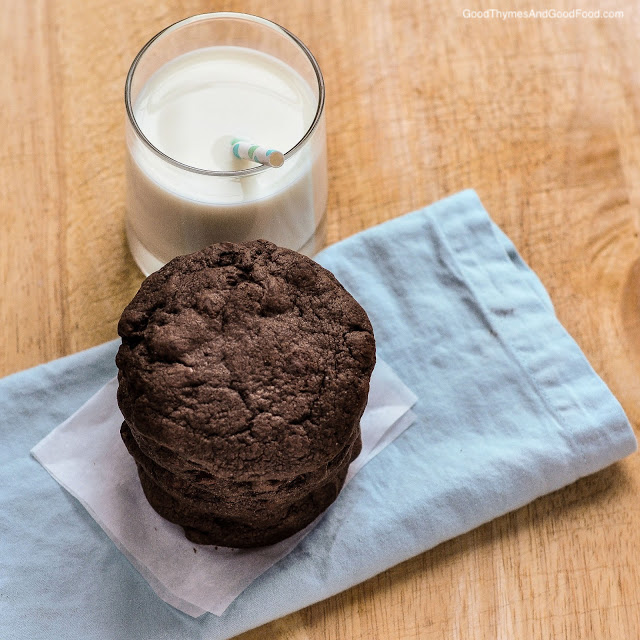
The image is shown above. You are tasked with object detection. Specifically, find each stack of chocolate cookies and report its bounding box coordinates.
[116,240,375,547]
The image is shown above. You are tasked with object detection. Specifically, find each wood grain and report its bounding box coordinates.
[2,0,640,637]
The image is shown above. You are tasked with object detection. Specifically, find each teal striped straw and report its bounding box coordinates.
[231,137,285,168]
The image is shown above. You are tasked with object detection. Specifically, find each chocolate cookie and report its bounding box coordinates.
[136,462,352,547]
[116,240,375,547]
[121,421,362,505]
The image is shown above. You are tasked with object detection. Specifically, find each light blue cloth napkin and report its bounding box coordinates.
[1,190,636,640]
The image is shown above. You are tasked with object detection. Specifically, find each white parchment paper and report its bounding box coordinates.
[31,359,416,617]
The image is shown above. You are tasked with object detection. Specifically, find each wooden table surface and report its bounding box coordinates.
[3,1,640,637]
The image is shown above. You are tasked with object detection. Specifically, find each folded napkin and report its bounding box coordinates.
[1,190,635,640]
[30,362,417,617]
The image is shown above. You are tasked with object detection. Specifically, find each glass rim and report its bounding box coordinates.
[124,12,325,177]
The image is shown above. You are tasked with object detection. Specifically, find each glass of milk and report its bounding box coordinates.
[124,13,327,275]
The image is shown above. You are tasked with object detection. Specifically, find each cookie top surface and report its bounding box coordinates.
[116,240,375,479]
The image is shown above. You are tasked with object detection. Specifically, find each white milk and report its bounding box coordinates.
[126,46,327,275]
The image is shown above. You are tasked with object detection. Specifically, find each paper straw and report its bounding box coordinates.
[231,138,285,168]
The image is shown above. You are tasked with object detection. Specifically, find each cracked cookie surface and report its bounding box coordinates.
[117,240,375,478]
